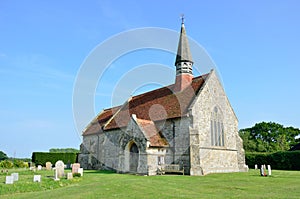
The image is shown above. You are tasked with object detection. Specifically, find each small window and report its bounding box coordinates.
[158,156,165,165]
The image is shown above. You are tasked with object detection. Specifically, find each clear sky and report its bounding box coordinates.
[0,0,299,158]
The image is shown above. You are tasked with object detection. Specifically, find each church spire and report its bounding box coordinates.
[175,15,193,66]
[174,16,194,92]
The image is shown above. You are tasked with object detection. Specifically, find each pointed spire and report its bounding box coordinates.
[175,16,193,66]
[173,16,194,92]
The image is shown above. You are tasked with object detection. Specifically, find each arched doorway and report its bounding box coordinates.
[129,143,139,172]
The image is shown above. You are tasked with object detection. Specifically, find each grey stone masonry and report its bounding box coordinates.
[79,71,248,176]
[189,70,248,175]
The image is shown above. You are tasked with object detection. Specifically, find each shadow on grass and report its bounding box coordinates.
[84,170,116,175]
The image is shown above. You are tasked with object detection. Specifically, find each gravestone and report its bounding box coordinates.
[267,165,272,176]
[5,176,14,184]
[254,164,258,170]
[78,168,83,177]
[55,160,65,178]
[37,165,42,170]
[53,168,59,181]
[11,173,19,181]
[33,175,41,182]
[260,165,265,176]
[72,163,80,174]
[67,172,73,180]
[46,162,52,170]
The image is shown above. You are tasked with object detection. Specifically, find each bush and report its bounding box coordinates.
[73,173,81,177]
[13,160,28,168]
[0,160,14,169]
[245,152,271,168]
[32,152,79,166]
[246,151,300,170]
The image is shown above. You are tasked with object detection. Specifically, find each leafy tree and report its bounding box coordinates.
[239,122,300,152]
[49,148,80,153]
[0,151,8,161]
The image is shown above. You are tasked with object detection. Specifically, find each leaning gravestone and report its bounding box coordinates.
[46,162,52,170]
[5,176,14,184]
[33,175,41,182]
[11,173,19,181]
[55,160,65,178]
[72,163,80,174]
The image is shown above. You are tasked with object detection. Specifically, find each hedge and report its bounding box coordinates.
[246,151,300,170]
[32,152,79,166]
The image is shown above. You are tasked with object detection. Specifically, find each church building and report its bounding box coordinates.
[78,20,248,175]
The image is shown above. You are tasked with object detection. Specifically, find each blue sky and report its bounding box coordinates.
[0,0,299,158]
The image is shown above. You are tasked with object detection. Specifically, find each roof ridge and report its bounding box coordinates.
[103,96,133,130]
[99,73,209,112]
[136,117,152,123]
[131,73,209,100]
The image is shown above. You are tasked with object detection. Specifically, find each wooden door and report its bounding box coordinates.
[129,143,139,172]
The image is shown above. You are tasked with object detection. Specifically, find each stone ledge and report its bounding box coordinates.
[199,147,237,151]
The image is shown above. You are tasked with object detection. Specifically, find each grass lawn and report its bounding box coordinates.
[1,169,299,198]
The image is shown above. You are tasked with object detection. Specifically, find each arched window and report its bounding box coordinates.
[211,107,225,146]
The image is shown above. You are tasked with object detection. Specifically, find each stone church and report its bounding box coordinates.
[78,21,248,175]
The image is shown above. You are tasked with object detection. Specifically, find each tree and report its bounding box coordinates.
[0,151,8,161]
[239,122,300,152]
[49,148,80,153]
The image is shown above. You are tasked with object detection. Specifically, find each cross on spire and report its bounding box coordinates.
[180,14,185,24]
[175,14,192,66]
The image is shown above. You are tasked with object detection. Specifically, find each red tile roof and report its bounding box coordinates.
[136,118,168,147]
[82,106,120,135]
[82,73,209,136]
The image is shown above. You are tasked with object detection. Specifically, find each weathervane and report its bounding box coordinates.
[180,14,185,24]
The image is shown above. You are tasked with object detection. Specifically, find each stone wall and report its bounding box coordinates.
[199,148,239,175]
[80,117,154,175]
[155,118,191,174]
[80,116,192,175]
[189,70,247,175]
[78,134,100,170]
[236,134,249,172]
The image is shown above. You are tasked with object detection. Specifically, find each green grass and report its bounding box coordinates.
[0,168,81,196]
[1,169,300,198]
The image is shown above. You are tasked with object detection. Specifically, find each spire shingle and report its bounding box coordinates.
[175,22,193,65]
